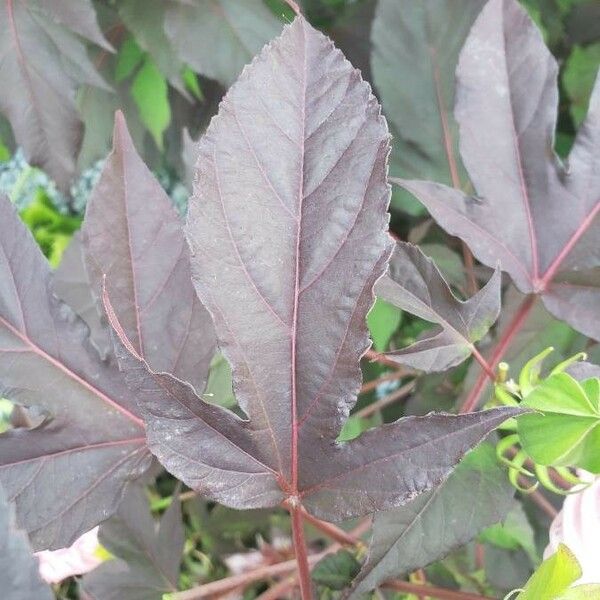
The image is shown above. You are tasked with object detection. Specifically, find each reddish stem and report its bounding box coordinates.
[365,349,405,370]
[300,508,360,547]
[291,505,313,600]
[470,347,495,381]
[460,295,536,413]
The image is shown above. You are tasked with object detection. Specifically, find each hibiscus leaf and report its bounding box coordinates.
[116,17,520,524]
[395,0,600,340]
[81,485,184,600]
[0,0,107,189]
[53,233,112,361]
[0,486,53,600]
[0,195,151,551]
[348,443,515,597]
[376,242,501,372]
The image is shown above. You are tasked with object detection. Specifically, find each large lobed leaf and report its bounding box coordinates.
[397,0,600,340]
[0,194,151,550]
[0,486,53,600]
[114,16,520,523]
[376,242,501,372]
[0,0,108,189]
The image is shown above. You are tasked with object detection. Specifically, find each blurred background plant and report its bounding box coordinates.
[0,0,598,598]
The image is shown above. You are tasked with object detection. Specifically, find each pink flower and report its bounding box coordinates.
[36,527,104,584]
[544,473,600,584]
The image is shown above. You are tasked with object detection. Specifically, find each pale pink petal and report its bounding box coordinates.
[36,527,103,584]
[544,473,600,584]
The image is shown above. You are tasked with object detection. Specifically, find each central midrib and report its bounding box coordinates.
[289,21,308,496]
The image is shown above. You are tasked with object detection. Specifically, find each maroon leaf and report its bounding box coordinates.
[127,17,519,522]
[395,0,600,340]
[53,233,112,361]
[81,484,184,600]
[376,242,501,372]
[0,487,53,600]
[0,0,107,188]
[81,112,216,393]
[0,195,151,550]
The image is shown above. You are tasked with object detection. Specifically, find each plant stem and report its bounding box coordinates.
[300,508,361,547]
[291,505,313,600]
[365,348,404,370]
[382,580,494,600]
[460,295,536,413]
[170,552,327,599]
[354,380,416,419]
[519,480,558,519]
[360,369,411,394]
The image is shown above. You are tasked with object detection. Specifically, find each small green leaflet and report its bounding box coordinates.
[563,44,600,126]
[367,298,402,351]
[114,37,144,83]
[131,56,171,149]
[514,544,600,600]
[517,373,600,472]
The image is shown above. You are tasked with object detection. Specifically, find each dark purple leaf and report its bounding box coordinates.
[0,0,107,188]
[81,112,216,393]
[53,233,112,361]
[395,0,600,340]
[376,242,501,372]
[0,195,151,550]
[348,444,515,597]
[39,0,112,50]
[126,17,519,522]
[0,486,53,600]
[567,361,600,380]
[81,485,184,600]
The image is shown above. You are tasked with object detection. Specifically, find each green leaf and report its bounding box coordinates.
[563,44,600,126]
[182,66,203,101]
[517,544,582,600]
[312,549,361,591]
[479,504,538,564]
[367,298,402,351]
[517,373,600,471]
[203,354,236,409]
[115,37,144,83]
[130,56,171,149]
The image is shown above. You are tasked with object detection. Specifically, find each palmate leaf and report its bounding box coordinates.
[371,0,485,213]
[0,486,53,600]
[348,444,515,597]
[109,17,519,524]
[163,0,283,87]
[80,485,184,600]
[0,195,151,550]
[397,0,600,340]
[0,0,108,189]
[376,242,501,372]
